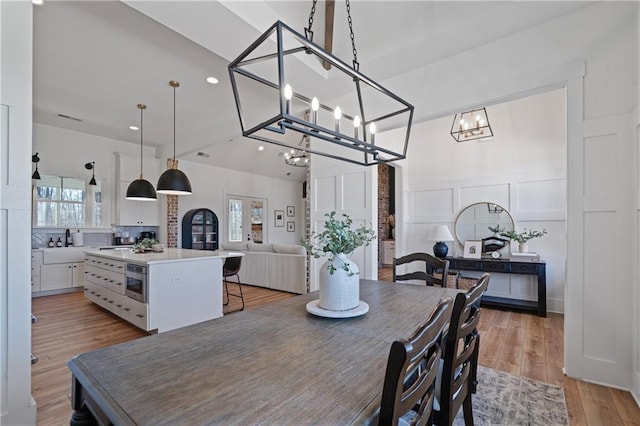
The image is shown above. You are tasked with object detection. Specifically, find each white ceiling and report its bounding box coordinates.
[33,1,592,182]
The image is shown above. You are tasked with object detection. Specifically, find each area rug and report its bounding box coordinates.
[453,366,569,426]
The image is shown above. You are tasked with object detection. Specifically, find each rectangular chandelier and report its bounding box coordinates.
[450,107,494,142]
[228,20,414,166]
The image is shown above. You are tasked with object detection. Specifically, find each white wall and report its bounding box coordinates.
[0,1,37,424]
[392,89,566,312]
[392,2,636,390]
[171,159,305,247]
[32,124,304,247]
[33,123,158,228]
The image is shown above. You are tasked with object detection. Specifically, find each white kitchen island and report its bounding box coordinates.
[83,248,243,333]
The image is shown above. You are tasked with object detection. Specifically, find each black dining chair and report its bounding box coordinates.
[393,252,450,287]
[223,256,244,312]
[433,273,489,426]
[379,297,453,426]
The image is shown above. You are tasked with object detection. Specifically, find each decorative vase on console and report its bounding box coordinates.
[304,211,376,313]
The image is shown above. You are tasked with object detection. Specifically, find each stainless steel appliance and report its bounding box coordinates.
[125,263,147,303]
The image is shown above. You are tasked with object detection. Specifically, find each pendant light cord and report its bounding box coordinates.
[173,84,176,161]
[140,106,144,179]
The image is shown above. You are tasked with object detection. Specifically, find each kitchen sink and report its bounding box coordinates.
[41,247,87,264]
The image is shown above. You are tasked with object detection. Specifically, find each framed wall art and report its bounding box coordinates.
[463,240,482,259]
[287,221,295,232]
[287,206,295,217]
[274,210,284,227]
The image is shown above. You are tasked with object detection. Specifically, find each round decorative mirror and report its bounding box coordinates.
[453,202,514,252]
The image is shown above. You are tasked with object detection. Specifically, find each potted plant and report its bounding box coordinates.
[133,237,159,253]
[304,211,376,311]
[500,228,547,253]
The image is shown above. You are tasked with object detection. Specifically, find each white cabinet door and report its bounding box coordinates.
[118,181,160,226]
[41,263,72,291]
[72,262,85,288]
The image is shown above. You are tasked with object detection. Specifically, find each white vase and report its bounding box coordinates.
[518,243,529,253]
[319,253,360,311]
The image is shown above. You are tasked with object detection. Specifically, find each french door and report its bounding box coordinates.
[226,195,266,244]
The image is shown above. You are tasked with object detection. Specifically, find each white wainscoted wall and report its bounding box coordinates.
[397,89,567,313]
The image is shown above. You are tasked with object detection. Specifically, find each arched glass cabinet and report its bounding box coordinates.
[182,208,219,250]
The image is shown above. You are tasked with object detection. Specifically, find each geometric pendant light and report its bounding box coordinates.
[450,107,494,142]
[126,104,157,201]
[156,80,192,195]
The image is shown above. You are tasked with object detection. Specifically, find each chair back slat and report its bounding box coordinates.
[435,273,490,425]
[393,252,450,287]
[379,298,453,426]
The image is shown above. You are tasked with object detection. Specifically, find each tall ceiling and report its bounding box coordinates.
[33,1,592,182]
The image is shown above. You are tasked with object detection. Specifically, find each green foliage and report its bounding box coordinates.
[134,237,159,250]
[500,228,547,244]
[303,211,376,275]
[488,225,506,234]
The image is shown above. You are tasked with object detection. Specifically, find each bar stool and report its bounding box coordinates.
[223,256,244,312]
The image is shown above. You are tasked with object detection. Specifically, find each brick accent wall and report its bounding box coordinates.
[166,159,179,248]
[378,164,391,266]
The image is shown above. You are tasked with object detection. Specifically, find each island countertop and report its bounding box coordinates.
[83,248,244,265]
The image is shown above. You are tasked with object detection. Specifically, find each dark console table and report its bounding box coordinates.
[446,256,546,317]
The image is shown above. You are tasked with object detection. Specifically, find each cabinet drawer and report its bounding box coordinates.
[510,263,538,274]
[451,259,481,270]
[123,298,149,330]
[480,261,509,273]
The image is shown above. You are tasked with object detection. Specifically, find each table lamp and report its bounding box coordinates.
[428,225,454,258]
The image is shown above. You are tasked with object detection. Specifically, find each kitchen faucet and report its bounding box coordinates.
[65,229,71,247]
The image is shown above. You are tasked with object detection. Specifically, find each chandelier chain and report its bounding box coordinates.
[307,0,318,33]
[345,0,358,65]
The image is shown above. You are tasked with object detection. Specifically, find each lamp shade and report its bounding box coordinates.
[126,178,157,201]
[428,225,454,242]
[156,169,192,195]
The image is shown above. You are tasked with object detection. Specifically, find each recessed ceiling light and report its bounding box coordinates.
[129,125,139,131]
[258,146,264,151]
[33,0,44,5]
[206,77,219,85]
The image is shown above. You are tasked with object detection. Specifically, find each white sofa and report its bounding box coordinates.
[221,242,307,294]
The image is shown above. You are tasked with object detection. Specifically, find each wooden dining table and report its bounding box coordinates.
[68,280,459,425]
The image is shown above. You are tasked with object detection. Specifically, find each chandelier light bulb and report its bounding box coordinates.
[369,122,376,144]
[334,106,342,134]
[284,84,293,115]
[311,97,319,124]
[284,84,293,100]
[353,115,361,139]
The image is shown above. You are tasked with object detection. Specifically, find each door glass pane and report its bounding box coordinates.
[229,199,243,242]
[251,201,263,243]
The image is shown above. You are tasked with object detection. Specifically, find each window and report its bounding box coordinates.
[34,175,102,227]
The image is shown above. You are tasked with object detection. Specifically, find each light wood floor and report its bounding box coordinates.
[31,272,640,426]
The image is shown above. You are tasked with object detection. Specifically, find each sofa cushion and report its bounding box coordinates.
[273,244,306,255]
[248,243,275,252]
[222,242,248,251]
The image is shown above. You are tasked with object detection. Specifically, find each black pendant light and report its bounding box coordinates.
[32,153,41,180]
[126,104,157,201]
[85,161,97,185]
[156,80,192,195]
